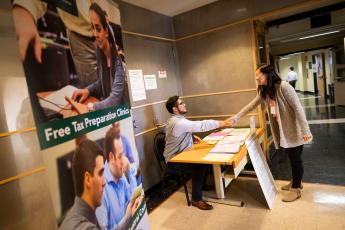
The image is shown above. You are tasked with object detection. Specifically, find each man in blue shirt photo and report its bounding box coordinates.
[112,121,136,165]
[96,128,143,230]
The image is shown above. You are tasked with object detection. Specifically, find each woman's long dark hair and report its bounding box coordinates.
[89,3,118,56]
[257,65,281,99]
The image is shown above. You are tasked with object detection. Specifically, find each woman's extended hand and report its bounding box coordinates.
[220,118,234,127]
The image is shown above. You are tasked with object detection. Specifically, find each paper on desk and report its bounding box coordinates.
[39,85,78,112]
[202,153,234,162]
[205,141,218,145]
[230,128,250,135]
[210,142,241,153]
[203,128,235,142]
[209,132,229,137]
[222,136,245,143]
[228,128,251,140]
[220,128,233,133]
[203,135,224,141]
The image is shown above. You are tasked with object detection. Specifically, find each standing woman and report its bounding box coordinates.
[71,3,129,112]
[231,65,312,202]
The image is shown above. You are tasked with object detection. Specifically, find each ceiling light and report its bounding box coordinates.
[298,31,339,40]
[288,51,305,56]
[236,8,247,13]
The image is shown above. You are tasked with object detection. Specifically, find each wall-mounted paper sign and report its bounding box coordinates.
[312,64,317,72]
[158,70,167,78]
[128,69,146,101]
[144,74,157,90]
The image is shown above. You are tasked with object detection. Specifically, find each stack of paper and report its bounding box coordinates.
[39,85,78,112]
[203,129,233,142]
[228,128,251,140]
[222,136,245,143]
[220,128,233,133]
[208,128,251,154]
[209,142,241,153]
[203,135,225,141]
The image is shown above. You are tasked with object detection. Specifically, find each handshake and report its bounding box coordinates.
[219,117,235,128]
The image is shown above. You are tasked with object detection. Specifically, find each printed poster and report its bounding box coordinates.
[158,70,167,78]
[128,69,147,101]
[13,0,149,229]
[144,74,157,90]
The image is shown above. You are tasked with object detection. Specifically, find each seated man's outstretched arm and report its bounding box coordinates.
[172,118,231,137]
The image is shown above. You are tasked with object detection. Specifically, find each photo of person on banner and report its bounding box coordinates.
[59,139,105,229]
[96,127,144,230]
[12,0,130,124]
[67,3,130,114]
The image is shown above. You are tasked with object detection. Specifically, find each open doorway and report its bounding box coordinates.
[276,49,332,99]
[258,3,345,187]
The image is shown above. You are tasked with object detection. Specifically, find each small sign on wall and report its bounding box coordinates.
[128,69,147,101]
[144,74,157,90]
[158,70,167,78]
[312,64,317,72]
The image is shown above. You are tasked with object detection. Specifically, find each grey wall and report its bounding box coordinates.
[118,2,181,189]
[173,0,306,38]
[174,13,257,125]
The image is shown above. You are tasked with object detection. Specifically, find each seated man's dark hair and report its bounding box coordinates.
[165,96,180,114]
[72,139,104,196]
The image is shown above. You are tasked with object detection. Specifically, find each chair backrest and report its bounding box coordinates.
[153,132,167,171]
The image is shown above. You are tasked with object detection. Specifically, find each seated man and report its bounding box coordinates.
[96,128,142,230]
[60,140,105,229]
[163,96,231,210]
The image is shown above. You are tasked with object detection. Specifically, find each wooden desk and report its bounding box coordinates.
[169,128,264,200]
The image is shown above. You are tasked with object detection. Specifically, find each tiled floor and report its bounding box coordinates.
[269,122,345,186]
[269,94,345,186]
[299,94,345,120]
[149,178,345,230]
[147,93,345,229]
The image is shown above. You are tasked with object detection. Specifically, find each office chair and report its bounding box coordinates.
[153,132,191,206]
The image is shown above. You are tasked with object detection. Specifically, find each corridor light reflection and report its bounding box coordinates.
[313,192,345,205]
[299,30,339,40]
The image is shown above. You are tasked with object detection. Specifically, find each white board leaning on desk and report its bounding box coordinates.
[245,132,277,209]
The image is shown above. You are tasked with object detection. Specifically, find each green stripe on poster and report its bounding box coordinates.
[37,104,131,149]
[128,202,147,230]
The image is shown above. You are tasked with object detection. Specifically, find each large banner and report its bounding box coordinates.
[16,0,130,149]
[13,0,149,229]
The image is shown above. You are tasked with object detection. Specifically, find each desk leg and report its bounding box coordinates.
[212,164,224,199]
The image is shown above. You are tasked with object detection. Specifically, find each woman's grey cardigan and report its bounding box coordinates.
[232,81,312,149]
